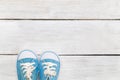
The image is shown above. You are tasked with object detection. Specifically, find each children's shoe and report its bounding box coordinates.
[16,50,39,80]
[39,51,60,80]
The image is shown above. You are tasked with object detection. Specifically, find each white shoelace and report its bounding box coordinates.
[20,62,35,80]
[42,62,57,78]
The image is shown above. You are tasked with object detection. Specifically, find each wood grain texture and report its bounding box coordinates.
[0,21,120,54]
[0,0,120,19]
[1,55,120,80]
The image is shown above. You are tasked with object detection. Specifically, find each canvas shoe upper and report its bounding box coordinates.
[39,51,60,80]
[17,50,39,80]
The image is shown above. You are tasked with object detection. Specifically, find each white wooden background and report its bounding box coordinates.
[0,0,120,80]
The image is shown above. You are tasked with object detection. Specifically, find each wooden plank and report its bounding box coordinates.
[0,21,120,54]
[1,55,120,80]
[0,0,120,19]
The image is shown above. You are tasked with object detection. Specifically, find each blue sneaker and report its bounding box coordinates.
[16,50,39,80]
[39,51,60,80]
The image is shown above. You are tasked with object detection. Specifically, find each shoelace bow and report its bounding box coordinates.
[42,62,57,80]
[20,62,35,80]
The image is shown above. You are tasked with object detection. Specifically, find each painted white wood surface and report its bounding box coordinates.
[0,0,120,19]
[0,21,120,54]
[1,55,120,80]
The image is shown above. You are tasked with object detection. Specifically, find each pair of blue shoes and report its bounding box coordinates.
[16,50,60,80]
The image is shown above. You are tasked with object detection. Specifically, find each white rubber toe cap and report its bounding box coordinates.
[17,50,37,60]
[41,51,60,61]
